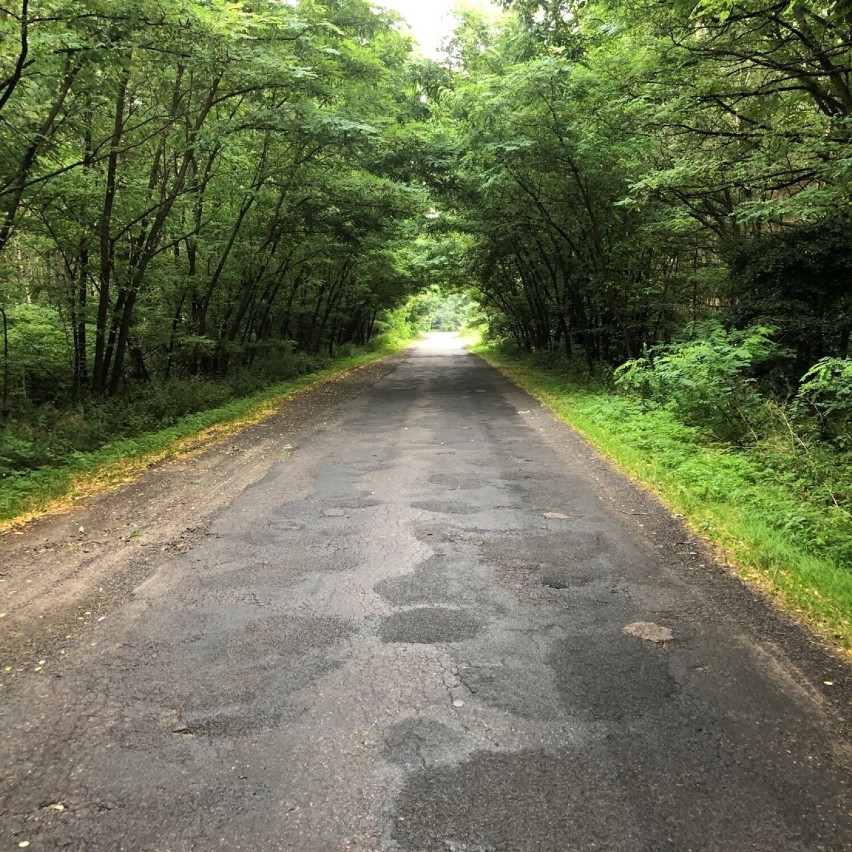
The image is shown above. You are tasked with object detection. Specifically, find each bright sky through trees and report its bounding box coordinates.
[377,0,499,58]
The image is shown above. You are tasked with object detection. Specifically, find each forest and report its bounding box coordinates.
[0,0,435,492]
[0,1,850,635]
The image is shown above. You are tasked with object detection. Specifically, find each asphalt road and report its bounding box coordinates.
[1,335,850,851]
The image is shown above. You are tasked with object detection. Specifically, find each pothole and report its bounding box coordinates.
[384,718,464,767]
[379,608,482,644]
[539,567,595,590]
[412,500,479,516]
[623,621,673,643]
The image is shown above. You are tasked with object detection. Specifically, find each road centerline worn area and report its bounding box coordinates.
[1,336,850,851]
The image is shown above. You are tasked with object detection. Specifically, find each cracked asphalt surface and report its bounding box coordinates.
[1,334,851,851]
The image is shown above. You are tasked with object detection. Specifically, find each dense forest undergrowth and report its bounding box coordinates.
[1,1,850,644]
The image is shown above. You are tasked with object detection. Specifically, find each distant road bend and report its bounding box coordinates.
[1,334,850,851]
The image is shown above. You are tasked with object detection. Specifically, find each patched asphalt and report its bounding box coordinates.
[1,334,850,851]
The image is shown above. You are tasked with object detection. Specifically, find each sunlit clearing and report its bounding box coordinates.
[376,0,500,58]
[415,332,468,351]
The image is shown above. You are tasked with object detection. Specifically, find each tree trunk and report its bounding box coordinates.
[91,72,129,394]
[0,305,8,418]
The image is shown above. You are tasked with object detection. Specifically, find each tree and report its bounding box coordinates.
[430,0,851,374]
[0,0,430,407]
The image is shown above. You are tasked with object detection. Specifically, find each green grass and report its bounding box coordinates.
[0,339,412,530]
[476,343,852,654]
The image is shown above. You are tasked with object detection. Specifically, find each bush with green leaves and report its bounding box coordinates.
[3,305,69,406]
[614,323,778,442]
[727,218,852,377]
[0,347,339,483]
[794,358,852,449]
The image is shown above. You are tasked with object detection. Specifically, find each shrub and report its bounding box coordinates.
[4,304,70,405]
[793,357,852,449]
[614,323,778,442]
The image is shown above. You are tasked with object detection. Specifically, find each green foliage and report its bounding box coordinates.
[726,218,852,374]
[795,358,852,448]
[0,0,431,405]
[4,305,68,403]
[402,286,477,332]
[370,307,420,350]
[430,0,852,374]
[614,324,778,442]
[0,356,320,477]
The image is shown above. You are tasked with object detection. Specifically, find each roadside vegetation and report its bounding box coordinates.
[0,0,432,522]
[0,332,415,528]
